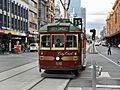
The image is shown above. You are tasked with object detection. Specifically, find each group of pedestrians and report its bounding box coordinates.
[0,43,9,55]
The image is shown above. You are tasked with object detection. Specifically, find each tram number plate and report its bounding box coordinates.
[56,62,62,65]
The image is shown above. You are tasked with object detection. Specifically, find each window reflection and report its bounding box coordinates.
[41,35,50,48]
[66,35,77,48]
[52,35,64,47]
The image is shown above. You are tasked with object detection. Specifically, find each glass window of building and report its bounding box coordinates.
[0,0,2,9]
[29,22,37,29]
[29,10,37,18]
[30,0,37,8]
[41,3,46,20]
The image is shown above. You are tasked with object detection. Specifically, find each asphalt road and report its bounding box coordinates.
[0,52,38,73]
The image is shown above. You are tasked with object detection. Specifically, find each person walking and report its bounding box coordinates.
[108,43,111,55]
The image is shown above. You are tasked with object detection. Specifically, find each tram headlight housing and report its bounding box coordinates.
[74,52,77,55]
[56,57,60,61]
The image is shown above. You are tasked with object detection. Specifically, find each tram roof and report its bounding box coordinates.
[39,22,81,32]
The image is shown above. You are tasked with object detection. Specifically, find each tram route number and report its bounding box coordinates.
[56,62,62,65]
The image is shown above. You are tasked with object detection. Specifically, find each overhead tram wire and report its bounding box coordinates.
[59,0,70,11]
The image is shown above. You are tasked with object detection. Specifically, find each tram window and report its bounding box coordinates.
[41,35,50,47]
[66,35,77,47]
[52,35,64,47]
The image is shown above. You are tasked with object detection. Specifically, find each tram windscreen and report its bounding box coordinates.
[52,35,64,47]
[41,35,50,48]
[66,35,77,48]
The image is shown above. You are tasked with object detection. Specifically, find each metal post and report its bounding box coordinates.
[9,40,11,54]
[92,62,96,90]
[92,40,95,52]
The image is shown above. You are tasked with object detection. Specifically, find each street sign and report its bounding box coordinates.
[73,18,82,26]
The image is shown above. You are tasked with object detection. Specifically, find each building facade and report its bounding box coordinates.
[106,0,120,46]
[47,0,55,23]
[81,7,86,30]
[54,0,65,21]
[38,0,47,27]
[27,0,39,43]
[0,0,28,49]
[69,0,81,18]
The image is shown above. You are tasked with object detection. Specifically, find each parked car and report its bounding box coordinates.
[30,43,38,52]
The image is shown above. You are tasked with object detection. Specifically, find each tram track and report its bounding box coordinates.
[26,77,71,90]
[0,61,38,82]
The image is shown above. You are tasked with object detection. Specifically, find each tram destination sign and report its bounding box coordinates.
[48,26,69,32]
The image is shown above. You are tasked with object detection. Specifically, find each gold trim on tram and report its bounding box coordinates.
[40,56,55,61]
[40,56,80,61]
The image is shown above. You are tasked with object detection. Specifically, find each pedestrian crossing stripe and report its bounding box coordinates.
[98,72,111,78]
[96,85,120,88]
[67,87,82,90]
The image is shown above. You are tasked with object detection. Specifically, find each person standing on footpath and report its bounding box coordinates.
[108,43,111,55]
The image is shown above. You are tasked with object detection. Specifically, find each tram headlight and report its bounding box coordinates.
[74,52,77,55]
[56,57,60,61]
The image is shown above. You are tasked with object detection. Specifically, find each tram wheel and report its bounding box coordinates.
[39,68,41,72]
[81,66,86,71]
[72,70,79,76]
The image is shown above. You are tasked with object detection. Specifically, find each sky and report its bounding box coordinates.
[81,0,115,36]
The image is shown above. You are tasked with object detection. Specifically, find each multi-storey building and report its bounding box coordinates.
[54,0,65,21]
[27,0,38,43]
[38,0,47,27]
[106,0,120,46]
[47,0,55,23]
[69,0,81,18]
[0,0,28,48]
[81,7,86,30]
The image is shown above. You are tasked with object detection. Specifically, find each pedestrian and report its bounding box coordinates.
[108,43,111,55]
[1,44,5,54]
[0,43,2,54]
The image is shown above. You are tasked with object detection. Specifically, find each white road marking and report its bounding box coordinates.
[99,53,120,67]
[96,85,120,89]
[67,87,82,90]
[98,72,110,78]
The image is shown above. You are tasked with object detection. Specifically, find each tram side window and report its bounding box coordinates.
[52,35,64,47]
[41,35,50,47]
[66,35,77,47]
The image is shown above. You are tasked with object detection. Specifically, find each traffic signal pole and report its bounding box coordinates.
[90,29,98,54]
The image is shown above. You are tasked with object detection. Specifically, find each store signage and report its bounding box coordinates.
[0,29,5,33]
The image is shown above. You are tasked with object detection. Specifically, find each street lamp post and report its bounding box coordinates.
[8,33,12,54]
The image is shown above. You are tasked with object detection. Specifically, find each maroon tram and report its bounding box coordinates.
[38,19,87,77]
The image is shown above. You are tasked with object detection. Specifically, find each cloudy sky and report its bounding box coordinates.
[81,0,115,35]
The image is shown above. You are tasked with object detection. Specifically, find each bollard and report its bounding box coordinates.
[92,63,96,90]
[98,66,102,76]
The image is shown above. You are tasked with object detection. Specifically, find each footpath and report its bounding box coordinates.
[68,45,120,90]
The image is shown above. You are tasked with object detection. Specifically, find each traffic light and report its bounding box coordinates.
[90,29,96,40]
